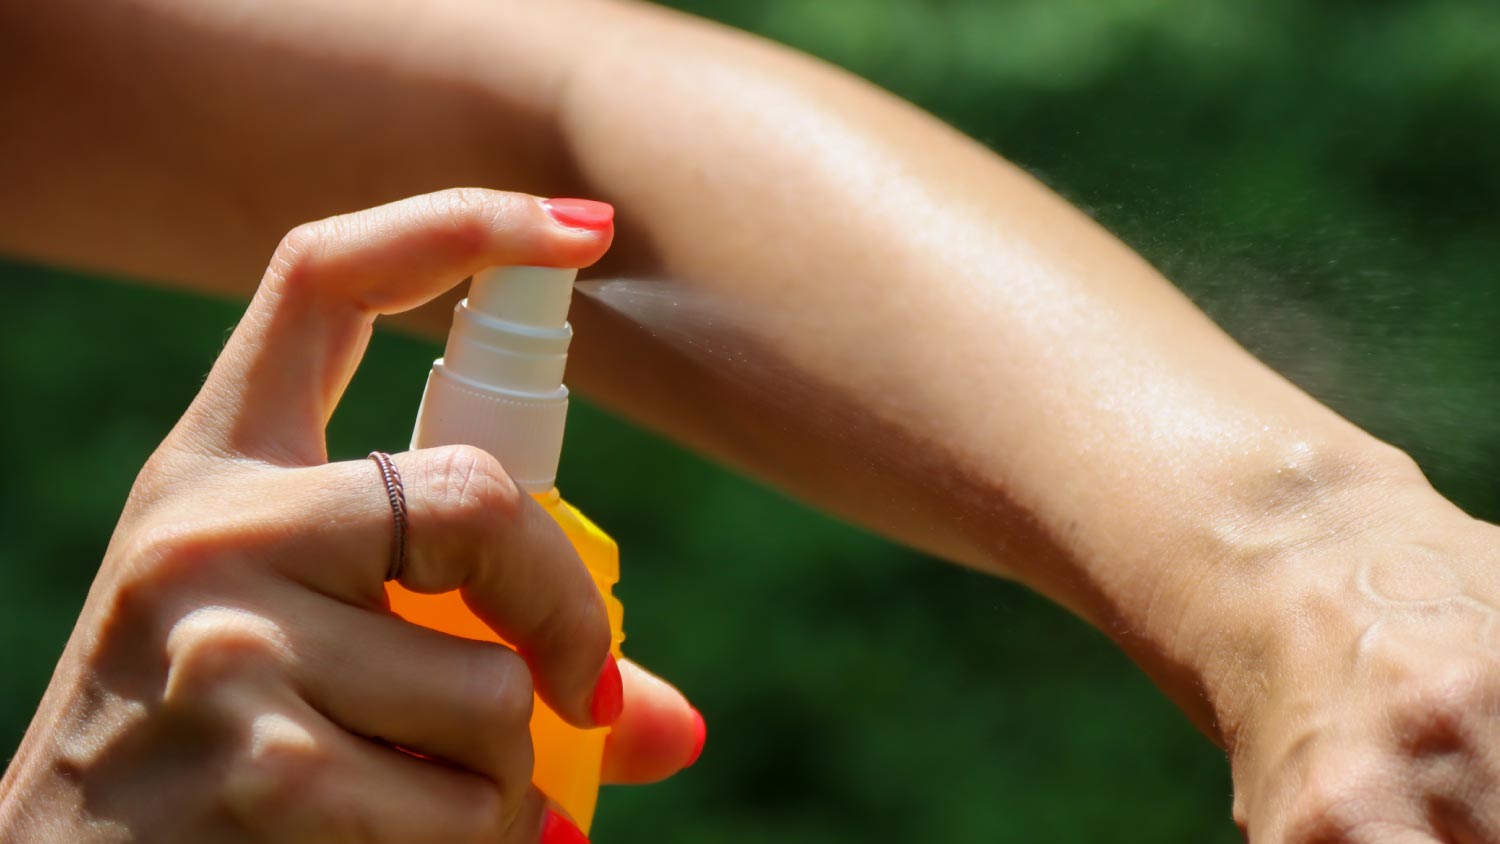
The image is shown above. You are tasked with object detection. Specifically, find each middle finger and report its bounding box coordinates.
[257,447,614,730]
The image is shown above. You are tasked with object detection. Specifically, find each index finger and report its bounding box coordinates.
[172,189,613,466]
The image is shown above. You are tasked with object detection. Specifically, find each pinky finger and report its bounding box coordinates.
[337,743,546,844]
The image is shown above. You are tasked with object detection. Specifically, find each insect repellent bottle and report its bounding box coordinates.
[387,265,623,833]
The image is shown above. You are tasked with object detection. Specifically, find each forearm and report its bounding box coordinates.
[551,4,1437,737]
[0,0,1436,740]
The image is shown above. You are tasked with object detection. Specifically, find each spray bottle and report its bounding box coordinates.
[386,265,623,832]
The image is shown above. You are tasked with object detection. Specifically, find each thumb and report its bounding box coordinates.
[602,658,706,784]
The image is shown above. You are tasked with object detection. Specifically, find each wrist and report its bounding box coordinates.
[1165,434,1440,746]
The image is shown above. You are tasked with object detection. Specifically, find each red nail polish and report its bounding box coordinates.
[543,198,614,231]
[590,654,624,726]
[685,707,707,768]
[541,809,589,844]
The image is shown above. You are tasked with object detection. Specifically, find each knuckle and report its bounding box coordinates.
[1389,658,1488,751]
[109,522,228,624]
[425,444,523,534]
[500,787,545,842]
[164,608,290,703]
[454,646,535,799]
[402,446,525,590]
[268,221,331,288]
[466,647,535,739]
[440,185,494,211]
[1284,799,1361,844]
[1231,793,1250,838]
[451,778,508,840]
[406,445,522,593]
[129,449,199,507]
[220,713,333,830]
[100,523,246,693]
[1283,757,1384,844]
[424,188,502,251]
[121,520,223,574]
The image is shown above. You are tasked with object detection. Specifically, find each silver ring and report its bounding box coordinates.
[367,451,408,582]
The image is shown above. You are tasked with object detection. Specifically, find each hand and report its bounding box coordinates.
[1217,480,1500,843]
[0,189,704,843]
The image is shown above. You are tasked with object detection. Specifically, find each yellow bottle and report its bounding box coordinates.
[390,265,622,832]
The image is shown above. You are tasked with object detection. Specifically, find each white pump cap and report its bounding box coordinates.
[410,266,577,492]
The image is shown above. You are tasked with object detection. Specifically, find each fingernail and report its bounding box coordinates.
[541,809,589,844]
[685,707,707,768]
[590,654,624,726]
[543,198,614,231]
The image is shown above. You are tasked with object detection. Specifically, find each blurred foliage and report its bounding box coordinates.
[2,1,1497,842]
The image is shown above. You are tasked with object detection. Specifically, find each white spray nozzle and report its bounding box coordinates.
[468,265,576,328]
[410,266,579,492]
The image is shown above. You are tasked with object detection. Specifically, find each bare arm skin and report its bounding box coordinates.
[6,1,1500,840]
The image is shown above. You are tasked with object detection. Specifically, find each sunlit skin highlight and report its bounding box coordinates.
[3,1,1500,842]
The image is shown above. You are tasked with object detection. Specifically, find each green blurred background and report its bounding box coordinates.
[2,1,1497,841]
